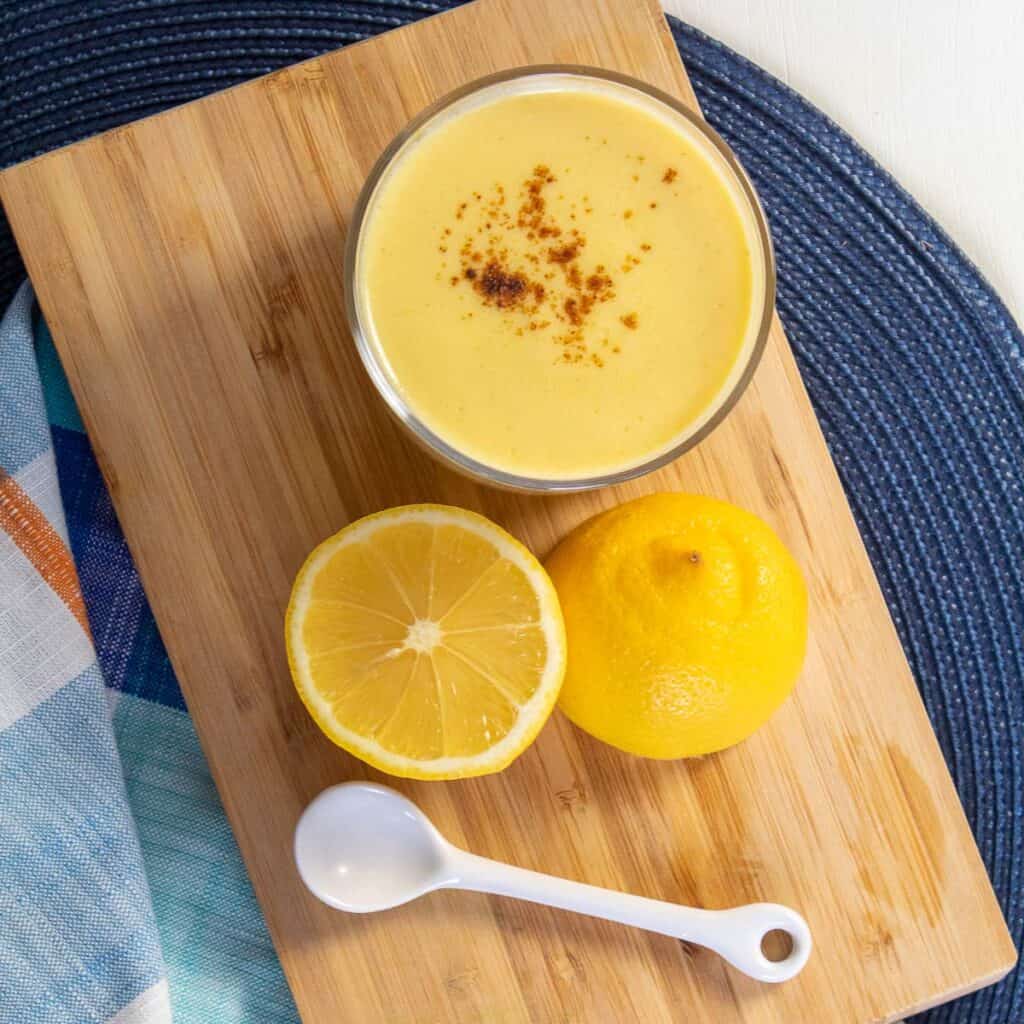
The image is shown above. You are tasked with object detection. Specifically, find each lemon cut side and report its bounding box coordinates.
[286,505,566,780]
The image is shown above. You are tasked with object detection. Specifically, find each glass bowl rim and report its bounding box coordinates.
[343,63,776,493]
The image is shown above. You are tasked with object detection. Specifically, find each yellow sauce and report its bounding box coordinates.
[357,81,762,480]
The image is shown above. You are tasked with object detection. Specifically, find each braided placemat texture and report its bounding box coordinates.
[2,2,1021,1020]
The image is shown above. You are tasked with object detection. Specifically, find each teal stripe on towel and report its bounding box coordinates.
[34,319,84,435]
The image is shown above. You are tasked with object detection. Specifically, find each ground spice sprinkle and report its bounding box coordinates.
[439,158,664,364]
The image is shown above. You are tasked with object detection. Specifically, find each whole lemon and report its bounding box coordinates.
[545,493,807,758]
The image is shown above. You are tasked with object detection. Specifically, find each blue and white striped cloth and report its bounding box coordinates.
[0,281,299,1023]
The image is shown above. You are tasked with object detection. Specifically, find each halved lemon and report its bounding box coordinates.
[285,505,566,780]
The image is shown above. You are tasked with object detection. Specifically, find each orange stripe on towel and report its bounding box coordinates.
[0,465,91,637]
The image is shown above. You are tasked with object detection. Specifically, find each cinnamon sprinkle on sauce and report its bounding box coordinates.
[439,154,667,363]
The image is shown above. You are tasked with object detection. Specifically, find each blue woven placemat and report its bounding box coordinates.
[1,3,1021,1021]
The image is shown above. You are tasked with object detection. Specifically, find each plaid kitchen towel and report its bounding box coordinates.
[0,281,169,1021]
[0,281,299,1024]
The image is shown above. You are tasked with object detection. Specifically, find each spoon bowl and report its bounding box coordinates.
[294,783,449,912]
[295,782,811,982]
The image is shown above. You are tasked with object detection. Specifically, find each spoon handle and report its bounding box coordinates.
[447,851,811,982]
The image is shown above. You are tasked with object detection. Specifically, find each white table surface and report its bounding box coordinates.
[663,0,1024,327]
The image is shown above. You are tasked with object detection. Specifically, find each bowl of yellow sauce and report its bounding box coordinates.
[345,66,774,491]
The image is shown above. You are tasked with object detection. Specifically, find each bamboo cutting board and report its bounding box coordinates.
[0,0,1015,1019]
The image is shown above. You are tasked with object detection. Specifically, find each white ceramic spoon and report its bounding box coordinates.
[294,782,811,983]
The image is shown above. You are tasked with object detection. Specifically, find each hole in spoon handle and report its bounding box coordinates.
[722,903,812,983]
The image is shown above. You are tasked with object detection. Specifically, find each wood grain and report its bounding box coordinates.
[0,0,1015,1020]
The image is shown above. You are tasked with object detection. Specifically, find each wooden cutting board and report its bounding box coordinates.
[1,0,1015,1019]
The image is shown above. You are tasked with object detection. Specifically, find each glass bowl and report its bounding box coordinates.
[344,65,775,493]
